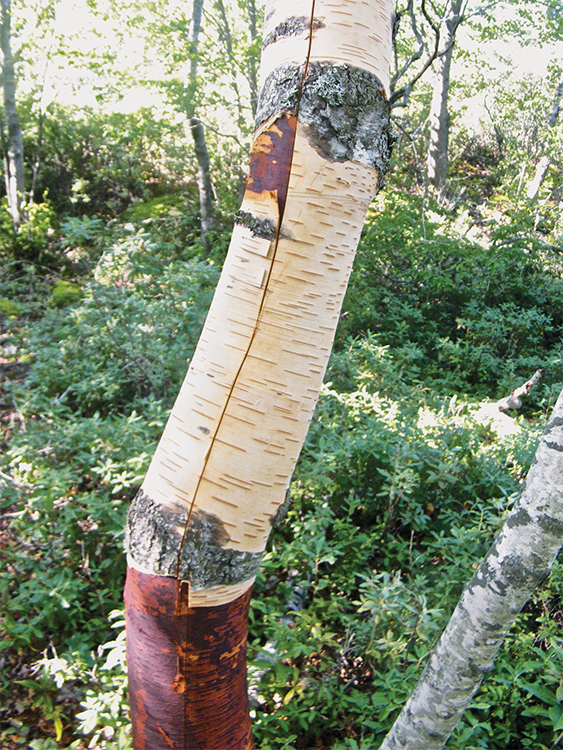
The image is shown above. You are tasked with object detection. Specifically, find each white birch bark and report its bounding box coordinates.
[380,388,563,750]
[126,0,395,608]
[0,0,25,230]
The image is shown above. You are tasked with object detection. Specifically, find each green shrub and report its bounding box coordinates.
[24,228,219,413]
[341,189,563,399]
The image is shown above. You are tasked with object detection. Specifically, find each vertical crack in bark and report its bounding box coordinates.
[173,0,318,600]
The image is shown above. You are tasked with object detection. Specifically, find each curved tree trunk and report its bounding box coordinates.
[380,387,563,750]
[1,0,25,231]
[124,0,394,747]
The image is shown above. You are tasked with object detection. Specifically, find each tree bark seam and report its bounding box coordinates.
[169,0,318,597]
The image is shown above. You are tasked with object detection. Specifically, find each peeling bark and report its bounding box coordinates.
[255,62,391,177]
[124,567,253,750]
[380,388,563,750]
[125,1,394,745]
[262,16,325,50]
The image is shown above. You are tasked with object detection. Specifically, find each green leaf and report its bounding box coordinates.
[520,682,559,706]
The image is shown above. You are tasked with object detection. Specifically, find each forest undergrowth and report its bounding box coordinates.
[2,119,563,750]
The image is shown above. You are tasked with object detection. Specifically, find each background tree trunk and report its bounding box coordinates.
[426,0,464,193]
[380,387,563,750]
[124,0,394,746]
[186,0,215,253]
[526,76,563,200]
[1,0,25,230]
[245,0,259,118]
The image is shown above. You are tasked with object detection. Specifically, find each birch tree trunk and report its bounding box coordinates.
[426,0,463,193]
[245,0,259,118]
[526,76,563,201]
[186,0,215,253]
[380,388,563,750]
[124,1,394,747]
[0,0,25,230]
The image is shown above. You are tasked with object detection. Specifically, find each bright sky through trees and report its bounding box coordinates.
[33,0,563,115]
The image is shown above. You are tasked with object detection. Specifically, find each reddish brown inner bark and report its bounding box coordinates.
[124,115,298,750]
[246,114,297,216]
[124,566,254,750]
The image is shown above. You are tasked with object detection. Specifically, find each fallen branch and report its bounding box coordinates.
[474,369,543,436]
[495,369,543,412]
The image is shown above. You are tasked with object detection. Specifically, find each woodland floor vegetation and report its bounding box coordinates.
[2,73,563,749]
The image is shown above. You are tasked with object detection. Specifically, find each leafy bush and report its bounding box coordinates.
[24,227,219,413]
[340,189,563,399]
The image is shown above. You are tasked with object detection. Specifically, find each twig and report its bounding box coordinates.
[0,510,25,520]
[0,469,20,485]
[493,236,563,254]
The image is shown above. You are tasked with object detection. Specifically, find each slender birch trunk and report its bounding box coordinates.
[124,1,394,747]
[186,0,215,253]
[526,77,563,201]
[1,0,25,231]
[380,388,563,750]
[426,0,463,193]
[245,0,259,118]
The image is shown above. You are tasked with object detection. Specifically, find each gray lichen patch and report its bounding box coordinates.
[545,439,563,453]
[493,552,547,592]
[269,489,293,528]
[536,514,563,538]
[234,209,277,240]
[505,506,533,529]
[255,61,392,178]
[126,490,263,588]
[262,16,325,50]
[255,63,302,131]
[546,415,563,432]
[299,63,392,175]
[125,490,186,577]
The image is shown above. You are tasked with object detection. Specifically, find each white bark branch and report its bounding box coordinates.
[495,368,542,412]
[380,387,563,750]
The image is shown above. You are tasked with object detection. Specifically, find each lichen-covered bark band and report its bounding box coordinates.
[255,61,392,176]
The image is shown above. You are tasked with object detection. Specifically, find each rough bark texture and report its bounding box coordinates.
[0,0,25,230]
[380,388,563,750]
[124,567,253,750]
[125,1,394,746]
[127,490,264,586]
